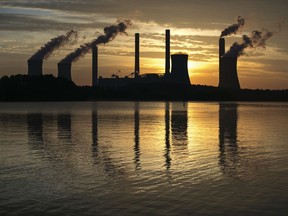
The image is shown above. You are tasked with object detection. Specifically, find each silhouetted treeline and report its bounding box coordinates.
[0,75,81,101]
[0,75,287,101]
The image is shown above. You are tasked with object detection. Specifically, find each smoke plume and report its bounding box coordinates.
[224,29,274,57]
[29,30,78,60]
[220,16,245,38]
[59,20,131,64]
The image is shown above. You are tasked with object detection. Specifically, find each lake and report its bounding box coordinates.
[0,101,288,216]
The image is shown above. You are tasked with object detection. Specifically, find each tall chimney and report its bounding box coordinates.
[218,38,225,87]
[171,54,190,85]
[28,59,43,76]
[219,38,225,59]
[57,62,72,81]
[165,29,170,76]
[135,33,140,78]
[92,46,98,87]
[219,56,240,89]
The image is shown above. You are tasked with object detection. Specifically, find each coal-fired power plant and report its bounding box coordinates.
[58,62,72,81]
[218,38,241,89]
[28,59,43,76]
[24,17,278,95]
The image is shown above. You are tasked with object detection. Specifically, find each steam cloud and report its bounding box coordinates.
[220,16,245,38]
[224,29,274,57]
[29,30,78,60]
[59,20,131,64]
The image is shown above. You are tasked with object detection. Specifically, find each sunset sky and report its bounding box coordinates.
[0,0,287,89]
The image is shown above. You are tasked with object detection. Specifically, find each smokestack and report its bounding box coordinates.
[92,46,98,87]
[134,33,140,78]
[219,38,225,87]
[57,62,72,81]
[165,29,170,76]
[219,56,240,89]
[219,38,225,58]
[28,59,43,76]
[171,54,190,85]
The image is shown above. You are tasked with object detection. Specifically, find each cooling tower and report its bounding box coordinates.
[92,46,98,87]
[28,59,43,76]
[57,62,72,81]
[219,56,240,89]
[171,54,190,85]
[165,29,170,76]
[135,33,140,78]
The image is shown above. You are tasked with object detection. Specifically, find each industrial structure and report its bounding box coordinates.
[165,29,170,76]
[58,62,72,81]
[97,29,191,87]
[28,59,43,76]
[92,46,98,87]
[27,28,243,90]
[218,38,241,89]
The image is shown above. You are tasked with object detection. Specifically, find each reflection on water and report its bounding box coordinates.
[171,103,188,148]
[1,102,288,216]
[27,113,43,144]
[91,110,98,163]
[134,102,141,170]
[58,113,72,141]
[164,102,171,170]
[219,103,239,177]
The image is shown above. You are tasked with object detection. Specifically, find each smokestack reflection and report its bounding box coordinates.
[164,102,171,170]
[218,103,239,177]
[134,102,141,170]
[57,113,72,141]
[90,107,124,178]
[27,113,43,145]
[171,103,188,148]
[92,110,99,160]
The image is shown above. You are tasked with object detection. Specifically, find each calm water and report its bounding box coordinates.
[0,102,288,216]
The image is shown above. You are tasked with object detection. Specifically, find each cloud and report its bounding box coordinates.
[2,0,287,30]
